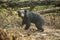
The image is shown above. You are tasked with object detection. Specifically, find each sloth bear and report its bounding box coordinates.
[17,10,45,32]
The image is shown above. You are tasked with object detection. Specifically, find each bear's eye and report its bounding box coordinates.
[18,13,21,16]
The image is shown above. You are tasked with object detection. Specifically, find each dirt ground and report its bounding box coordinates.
[0,11,60,40]
[0,25,60,40]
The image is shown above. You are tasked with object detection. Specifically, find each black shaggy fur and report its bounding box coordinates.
[17,10,45,32]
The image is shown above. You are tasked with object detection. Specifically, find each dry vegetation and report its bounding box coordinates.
[0,25,60,40]
[0,8,60,40]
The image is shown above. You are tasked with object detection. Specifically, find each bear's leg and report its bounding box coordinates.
[35,22,44,32]
[24,19,31,30]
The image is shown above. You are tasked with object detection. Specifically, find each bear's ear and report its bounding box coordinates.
[17,10,21,14]
[24,10,27,13]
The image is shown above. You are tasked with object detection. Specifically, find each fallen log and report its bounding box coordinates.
[0,1,60,7]
[37,7,60,14]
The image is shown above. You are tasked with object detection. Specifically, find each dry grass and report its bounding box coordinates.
[0,26,60,40]
[0,9,60,40]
